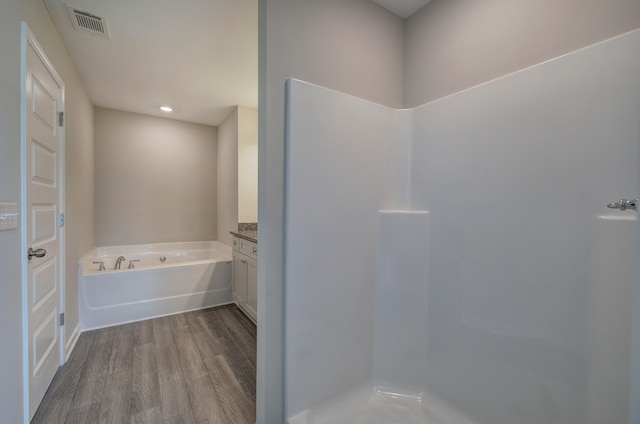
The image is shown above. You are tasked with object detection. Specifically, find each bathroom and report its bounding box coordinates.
[1,0,260,421]
[1,0,640,423]
[75,105,258,330]
[261,1,640,423]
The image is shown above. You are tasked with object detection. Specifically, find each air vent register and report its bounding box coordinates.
[66,4,110,39]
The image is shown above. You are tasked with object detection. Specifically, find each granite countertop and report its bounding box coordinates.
[230,230,257,243]
[231,222,257,242]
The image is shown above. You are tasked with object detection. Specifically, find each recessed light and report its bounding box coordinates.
[160,106,173,112]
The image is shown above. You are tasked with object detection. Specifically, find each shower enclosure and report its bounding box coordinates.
[284,29,640,423]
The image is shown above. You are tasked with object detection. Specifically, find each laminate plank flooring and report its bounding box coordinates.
[31,305,256,424]
[131,344,160,416]
[199,311,256,404]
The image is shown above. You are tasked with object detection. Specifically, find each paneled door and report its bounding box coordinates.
[22,24,65,421]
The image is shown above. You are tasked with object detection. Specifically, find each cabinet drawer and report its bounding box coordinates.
[235,237,257,260]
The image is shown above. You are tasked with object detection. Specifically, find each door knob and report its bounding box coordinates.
[607,198,638,211]
[28,247,47,260]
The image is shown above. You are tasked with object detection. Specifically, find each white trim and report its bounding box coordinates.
[21,22,66,424]
[20,21,28,424]
[64,324,81,362]
[24,27,65,86]
[58,66,67,370]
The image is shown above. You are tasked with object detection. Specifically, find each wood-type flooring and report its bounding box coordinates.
[31,304,256,424]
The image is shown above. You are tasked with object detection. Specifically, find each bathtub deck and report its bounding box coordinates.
[31,304,256,424]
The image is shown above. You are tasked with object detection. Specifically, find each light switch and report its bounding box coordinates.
[0,202,18,231]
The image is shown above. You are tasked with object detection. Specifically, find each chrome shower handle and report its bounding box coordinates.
[607,198,638,211]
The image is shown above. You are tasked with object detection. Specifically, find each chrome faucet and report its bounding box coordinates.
[114,256,126,270]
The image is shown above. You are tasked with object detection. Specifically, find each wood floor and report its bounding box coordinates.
[31,305,256,424]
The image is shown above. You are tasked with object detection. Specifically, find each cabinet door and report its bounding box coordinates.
[245,257,258,322]
[239,238,258,260]
[232,252,247,304]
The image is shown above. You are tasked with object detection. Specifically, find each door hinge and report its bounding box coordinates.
[58,111,64,127]
[59,313,65,326]
[59,213,65,228]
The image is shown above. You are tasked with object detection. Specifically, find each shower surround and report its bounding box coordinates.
[284,30,640,423]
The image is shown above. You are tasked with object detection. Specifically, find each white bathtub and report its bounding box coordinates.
[79,241,232,330]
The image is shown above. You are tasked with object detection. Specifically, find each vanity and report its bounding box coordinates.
[230,229,257,323]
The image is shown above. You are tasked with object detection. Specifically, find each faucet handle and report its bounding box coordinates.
[128,259,140,269]
[92,261,105,271]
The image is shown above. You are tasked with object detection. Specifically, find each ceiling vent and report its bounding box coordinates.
[66,5,110,39]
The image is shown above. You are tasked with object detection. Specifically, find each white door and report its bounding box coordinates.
[22,25,65,421]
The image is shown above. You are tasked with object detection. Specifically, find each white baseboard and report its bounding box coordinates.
[64,323,81,362]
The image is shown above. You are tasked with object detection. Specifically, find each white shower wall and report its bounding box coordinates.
[410,28,640,424]
[285,29,640,424]
[285,80,398,412]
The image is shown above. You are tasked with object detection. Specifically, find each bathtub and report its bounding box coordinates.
[78,241,232,330]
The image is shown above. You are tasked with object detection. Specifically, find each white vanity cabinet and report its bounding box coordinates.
[232,236,257,322]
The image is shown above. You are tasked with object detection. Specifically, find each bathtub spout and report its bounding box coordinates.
[114,256,126,270]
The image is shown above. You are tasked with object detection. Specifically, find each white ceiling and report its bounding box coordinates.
[371,0,431,19]
[43,0,258,126]
[43,0,429,128]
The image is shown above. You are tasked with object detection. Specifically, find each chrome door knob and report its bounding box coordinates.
[607,198,638,211]
[28,247,47,260]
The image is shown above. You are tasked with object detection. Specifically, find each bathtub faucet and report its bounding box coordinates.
[114,256,126,270]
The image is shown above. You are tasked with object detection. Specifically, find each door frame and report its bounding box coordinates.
[20,22,66,424]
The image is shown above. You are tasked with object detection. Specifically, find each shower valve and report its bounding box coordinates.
[607,198,638,211]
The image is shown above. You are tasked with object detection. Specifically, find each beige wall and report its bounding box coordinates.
[62,89,94,349]
[0,0,94,420]
[258,1,404,422]
[238,106,258,223]
[94,108,217,246]
[217,105,259,246]
[0,2,26,422]
[217,107,239,246]
[404,0,640,106]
